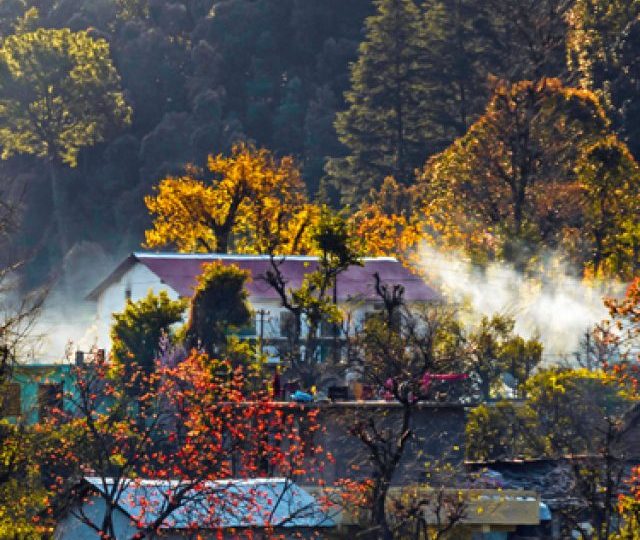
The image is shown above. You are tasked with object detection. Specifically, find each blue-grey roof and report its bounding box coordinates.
[84,477,335,529]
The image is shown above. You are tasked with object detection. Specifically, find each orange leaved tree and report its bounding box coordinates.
[349,176,421,259]
[43,351,332,539]
[604,277,640,396]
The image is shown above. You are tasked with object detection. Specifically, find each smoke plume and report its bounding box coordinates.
[417,244,620,360]
[25,241,118,364]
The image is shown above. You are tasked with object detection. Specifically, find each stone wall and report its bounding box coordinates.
[296,401,467,485]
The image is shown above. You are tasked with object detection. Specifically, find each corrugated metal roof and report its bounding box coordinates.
[86,252,439,302]
[84,477,335,529]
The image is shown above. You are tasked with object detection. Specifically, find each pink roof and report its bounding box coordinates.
[87,253,439,303]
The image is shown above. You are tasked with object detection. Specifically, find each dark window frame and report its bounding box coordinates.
[1,383,21,417]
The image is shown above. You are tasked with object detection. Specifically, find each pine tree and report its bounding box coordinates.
[567,0,640,158]
[327,0,432,203]
[482,0,572,81]
[421,0,492,138]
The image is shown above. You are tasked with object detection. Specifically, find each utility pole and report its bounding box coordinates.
[256,309,270,355]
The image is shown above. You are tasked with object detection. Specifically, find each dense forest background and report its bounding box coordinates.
[2,0,374,289]
[1,0,639,293]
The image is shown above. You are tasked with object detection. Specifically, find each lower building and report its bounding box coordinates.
[0,363,72,424]
[55,477,335,540]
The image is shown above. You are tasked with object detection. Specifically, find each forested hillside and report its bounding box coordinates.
[0,0,372,285]
[0,0,639,287]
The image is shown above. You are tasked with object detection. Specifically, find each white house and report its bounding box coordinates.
[86,252,439,352]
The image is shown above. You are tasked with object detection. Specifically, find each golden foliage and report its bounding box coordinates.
[144,143,320,254]
[577,136,640,279]
[349,177,421,259]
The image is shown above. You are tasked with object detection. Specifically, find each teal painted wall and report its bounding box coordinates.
[9,364,74,424]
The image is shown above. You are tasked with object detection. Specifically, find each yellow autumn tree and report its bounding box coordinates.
[144,143,320,254]
[349,176,421,258]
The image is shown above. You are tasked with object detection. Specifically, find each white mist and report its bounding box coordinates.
[416,244,620,361]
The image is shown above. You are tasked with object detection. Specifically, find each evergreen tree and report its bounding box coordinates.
[111,290,186,376]
[567,0,640,158]
[273,76,306,156]
[421,0,492,138]
[303,85,344,197]
[327,0,432,203]
[482,0,572,81]
[186,262,253,355]
[0,28,131,255]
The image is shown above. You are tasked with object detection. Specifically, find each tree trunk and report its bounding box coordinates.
[593,230,603,276]
[48,159,70,257]
[600,424,615,540]
[479,368,491,402]
[214,228,230,253]
[373,480,394,540]
[455,0,468,133]
[101,503,116,540]
[371,404,412,540]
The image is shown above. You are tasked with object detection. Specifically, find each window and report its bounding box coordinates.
[363,305,402,330]
[363,310,381,326]
[38,383,63,420]
[279,311,299,338]
[1,383,20,417]
[320,318,339,338]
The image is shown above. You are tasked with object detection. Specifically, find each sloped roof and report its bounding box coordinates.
[86,253,439,302]
[84,477,335,529]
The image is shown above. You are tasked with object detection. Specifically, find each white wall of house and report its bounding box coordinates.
[96,263,181,348]
[245,301,372,339]
[95,264,387,355]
